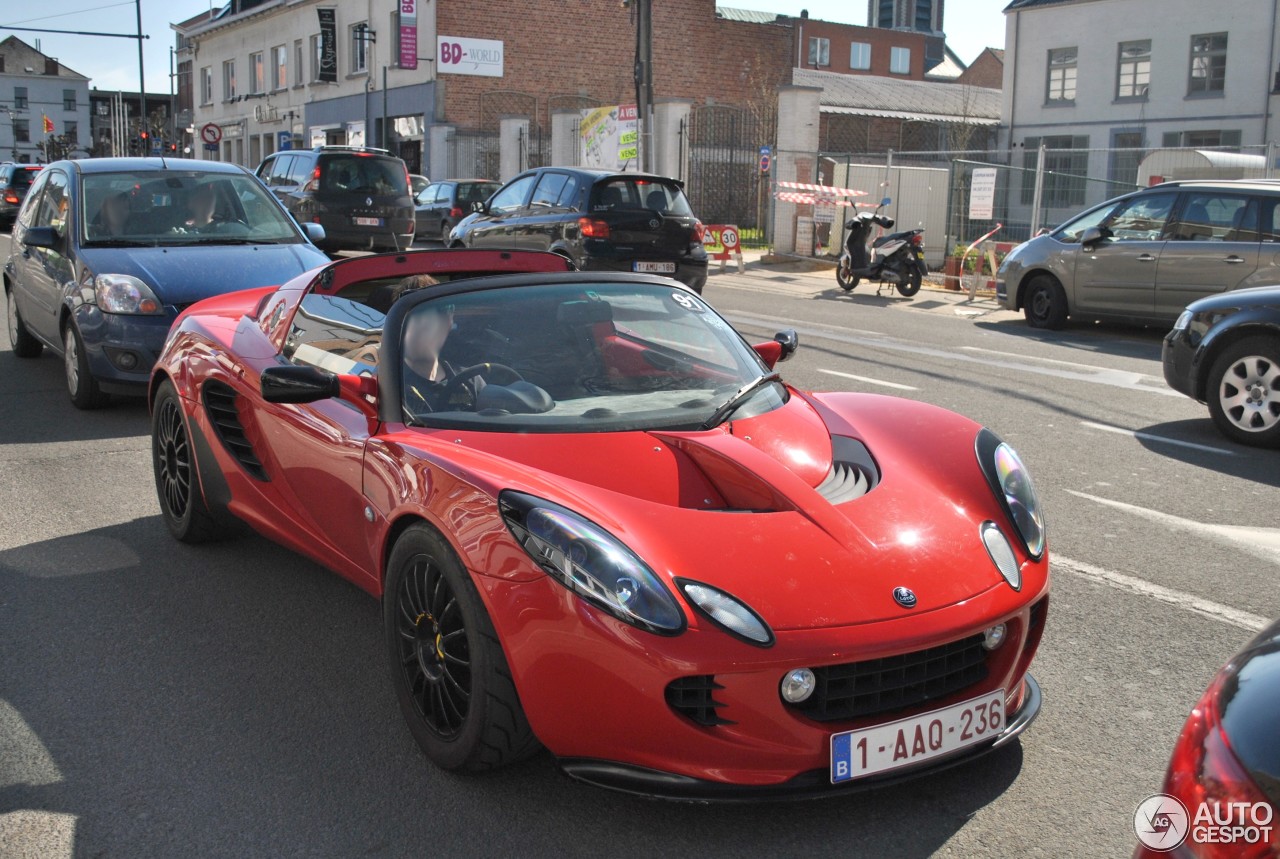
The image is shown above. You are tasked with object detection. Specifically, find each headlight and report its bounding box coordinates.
[93,274,165,315]
[976,428,1045,559]
[676,579,773,646]
[1172,310,1192,332]
[499,491,685,635]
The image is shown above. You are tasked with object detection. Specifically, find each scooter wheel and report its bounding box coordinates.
[896,268,923,298]
[836,265,858,291]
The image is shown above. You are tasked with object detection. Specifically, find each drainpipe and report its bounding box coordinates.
[1007,10,1020,153]
[1263,0,1279,151]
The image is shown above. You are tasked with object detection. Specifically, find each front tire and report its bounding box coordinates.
[63,322,108,409]
[836,258,858,291]
[1206,336,1280,448]
[1023,275,1068,330]
[384,524,539,771]
[7,287,43,358]
[152,381,228,542]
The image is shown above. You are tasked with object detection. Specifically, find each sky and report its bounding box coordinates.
[1,0,1010,95]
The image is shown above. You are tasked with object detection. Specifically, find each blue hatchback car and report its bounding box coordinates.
[4,157,330,408]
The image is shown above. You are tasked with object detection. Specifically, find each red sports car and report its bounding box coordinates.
[149,248,1049,798]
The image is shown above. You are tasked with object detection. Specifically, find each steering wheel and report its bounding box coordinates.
[440,363,524,402]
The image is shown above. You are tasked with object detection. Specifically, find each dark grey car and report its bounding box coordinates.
[414,180,499,240]
[998,179,1280,329]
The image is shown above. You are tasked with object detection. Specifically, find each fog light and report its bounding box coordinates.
[780,668,816,703]
[983,623,1007,651]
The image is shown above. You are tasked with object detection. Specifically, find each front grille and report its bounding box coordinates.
[665,675,734,726]
[789,634,989,722]
[1029,597,1047,631]
[203,381,268,481]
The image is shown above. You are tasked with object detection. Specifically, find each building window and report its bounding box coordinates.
[250,51,265,94]
[1046,48,1077,103]
[200,66,213,104]
[352,23,370,73]
[310,34,322,82]
[1109,131,1144,187]
[63,89,76,111]
[1022,135,1089,208]
[14,86,27,110]
[223,59,236,100]
[64,120,77,143]
[294,40,304,86]
[808,37,829,67]
[1116,40,1150,100]
[13,119,29,142]
[890,46,911,75]
[850,42,871,70]
[272,45,288,90]
[1189,33,1227,95]
[1162,129,1242,150]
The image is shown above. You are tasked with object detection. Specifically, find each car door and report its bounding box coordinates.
[7,168,51,339]
[466,173,536,248]
[253,291,381,575]
[1154,191,1262,317]
[1071,191,1176,319]
[522,171,574,251]
[16,168,73,345]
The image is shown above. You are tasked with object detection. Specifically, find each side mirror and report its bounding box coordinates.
[302,222,327,245]
[880,197,892,206]
[23,226,60,251]
[773,329,799,362]
[1080,226,1107,248]
[261,364,339,403]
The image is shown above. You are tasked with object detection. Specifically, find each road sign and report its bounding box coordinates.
[203,143,218,152]
[759,145,771,174]
[277,130,293,151]
[200,123,222,145]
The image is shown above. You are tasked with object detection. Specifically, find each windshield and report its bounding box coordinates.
[398,282,782,432]
[589,178,694,217]
[10,167,40,191]
[80,170,303,246]
[458,182,499,206]
[319,155,408,195]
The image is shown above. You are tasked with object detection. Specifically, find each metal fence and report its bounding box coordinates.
[445,129,499,182]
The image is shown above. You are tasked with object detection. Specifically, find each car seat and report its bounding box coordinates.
[1179,201,1214,241]
[645,189,667,212]
[598,186,623,209]
[1223,204,1259,243]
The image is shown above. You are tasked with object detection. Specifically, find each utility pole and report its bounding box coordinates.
[135,0,147,150]
[633,0,654,172]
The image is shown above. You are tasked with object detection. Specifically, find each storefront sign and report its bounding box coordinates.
[437,36,503,77]
[399,0,417,70]
[317,8,338,83]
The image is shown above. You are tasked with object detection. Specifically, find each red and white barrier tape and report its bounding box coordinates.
[775,181,868,197]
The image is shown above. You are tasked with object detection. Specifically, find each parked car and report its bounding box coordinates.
[148,251,1048,796]
[449,167,709,293]
[1133,618,1278,858]
[414,179,500,241]
[1163,285,1280,447]
[998,179,1280,329]
[0,162,42,228]
[255,146,415,254]
[4,157,329,409]
[409,174,430,197]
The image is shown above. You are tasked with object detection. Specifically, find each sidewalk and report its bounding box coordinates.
[706,248,1013,319]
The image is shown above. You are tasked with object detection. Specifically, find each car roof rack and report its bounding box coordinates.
[313,144,392,155]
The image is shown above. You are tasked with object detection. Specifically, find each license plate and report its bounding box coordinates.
[633,261,676,273]
[830,689,1005,783]
[915,250,926,261]
[353,217,383,227]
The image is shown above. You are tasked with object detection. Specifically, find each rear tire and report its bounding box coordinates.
[1206,336,1280,448]
[897,266,923,298]
[63,322,109,410]
[440,221,450,241]
[152,380,228,542]
[7,287,43,358]
[1023,275,1068,330]
[385,524,539,771]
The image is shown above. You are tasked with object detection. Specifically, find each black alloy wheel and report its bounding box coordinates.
[151,380,226,542]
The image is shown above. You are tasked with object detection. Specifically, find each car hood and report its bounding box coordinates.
[80,243,329,306]
[412,392,1032,631]
[1186,284,1280,314]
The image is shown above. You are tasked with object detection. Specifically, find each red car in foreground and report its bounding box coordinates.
[148,249,1049,797]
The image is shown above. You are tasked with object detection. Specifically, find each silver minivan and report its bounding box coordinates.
[997,180,1280,328]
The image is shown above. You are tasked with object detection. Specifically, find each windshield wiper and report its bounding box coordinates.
[699,372,782,430]
[83,238,156,247]
[166,237,285,246]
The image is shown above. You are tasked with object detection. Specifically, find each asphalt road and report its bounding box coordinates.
[3,240,1278,858]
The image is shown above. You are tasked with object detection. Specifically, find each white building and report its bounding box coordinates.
[175,0,434,174]
[0,36,91,163]
[1001,0,1280,216]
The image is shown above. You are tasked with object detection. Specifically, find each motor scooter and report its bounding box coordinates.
[836,198,926,297]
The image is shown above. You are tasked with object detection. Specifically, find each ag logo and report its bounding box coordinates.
[1134,794,1189,851]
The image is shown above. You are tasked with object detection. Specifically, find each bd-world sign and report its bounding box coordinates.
[437,36,503,77]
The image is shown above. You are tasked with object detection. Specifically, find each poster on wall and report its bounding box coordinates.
[436,36,504,77]
[399,0,417,70]
[968,167,997,220]
[579,104,638,171]
[317,7,338,83]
